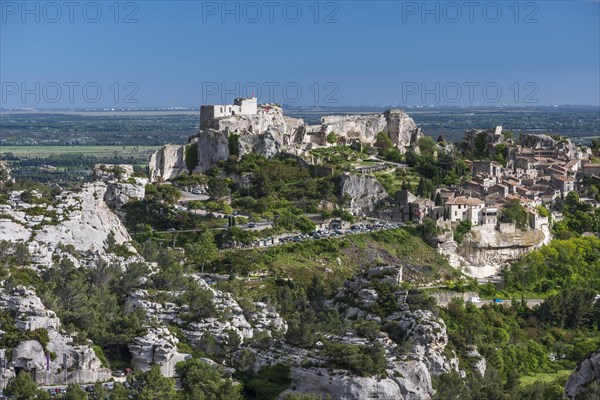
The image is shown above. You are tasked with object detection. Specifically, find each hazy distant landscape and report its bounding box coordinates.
[1,106,598,147]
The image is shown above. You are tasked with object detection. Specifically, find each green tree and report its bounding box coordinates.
[499,199,528,229]
[132,364,176,400]
[376,132,393,150]
[177,358,241,400]
[185,230,218,273]
[61,384,89,400]
[4,371,38,400]
[326,132,337,144]
[418,136,437,156]
[208,177,230,200]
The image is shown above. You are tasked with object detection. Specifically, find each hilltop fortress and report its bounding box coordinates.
[149,98,423,181]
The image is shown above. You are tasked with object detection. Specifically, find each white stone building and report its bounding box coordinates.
[200,97,258,129]
[445,196,485,225]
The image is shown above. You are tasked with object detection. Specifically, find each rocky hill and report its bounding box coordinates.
[149,103,422,181]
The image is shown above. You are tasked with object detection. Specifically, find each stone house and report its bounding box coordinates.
[551,175,576,194]
[445,196,485,225]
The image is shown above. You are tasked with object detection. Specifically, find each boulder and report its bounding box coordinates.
[340,173,389,214]
[565,350,600,399]
[129,327,191,377]
[148,144,187,182]
[104,181,146,210]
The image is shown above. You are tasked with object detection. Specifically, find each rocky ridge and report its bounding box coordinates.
[149,104,422,181]
[0,286,111,387]
[247,266,461,399]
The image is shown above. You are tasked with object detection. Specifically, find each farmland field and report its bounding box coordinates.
[1,145,160,158]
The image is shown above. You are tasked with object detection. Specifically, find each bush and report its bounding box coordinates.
[453,220,472,243]
[322,341,386,376]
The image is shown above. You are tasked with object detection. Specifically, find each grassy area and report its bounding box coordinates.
[0,145,160,158]
[519,369,572,387]
[220,228,458,293]
[375,168,421,196]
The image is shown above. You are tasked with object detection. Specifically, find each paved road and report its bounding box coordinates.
[179,190,210,202]
[474,299,544,308]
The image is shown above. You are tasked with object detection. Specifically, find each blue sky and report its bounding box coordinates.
[1,1,599,108]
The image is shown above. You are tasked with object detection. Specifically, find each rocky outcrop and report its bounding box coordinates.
[194,130,230,173]
[340,173,389,214]
[104,181,146,210]
[93,164,134,182]
[565,350,600,399]
[126,276,287,361]
[148,103,423,181]
[0,286,111,387]
[250,266,458,400]
[0,181,136,267]
[93,164,147,211]
[384,109,423,148]
[35,183,132,255]
[318,114,388,145]
[148,144,187,182]
[436,223,550,278]
[128,327,191,377]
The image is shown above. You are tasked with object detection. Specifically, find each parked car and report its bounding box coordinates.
[112,370,125,377]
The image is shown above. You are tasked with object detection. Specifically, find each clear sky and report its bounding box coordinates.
[1,0,599,108]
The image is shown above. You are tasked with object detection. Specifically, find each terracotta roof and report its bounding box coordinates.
[552,175,575,182]
[447,196,484,206]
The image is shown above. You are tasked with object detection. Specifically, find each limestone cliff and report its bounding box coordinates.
[435,223,551,278]
[565,350,600,399]
[340,173,390,214]
[0,286,111,387]
[148,144,187,182]
[148,103,422,181]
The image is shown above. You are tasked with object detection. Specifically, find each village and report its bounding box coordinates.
[394,127,600,231]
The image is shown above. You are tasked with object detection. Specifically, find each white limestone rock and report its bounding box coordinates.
[148,144,187,182]
[0,286,111,387]
[340,173,389,214]
[129,326,191,377]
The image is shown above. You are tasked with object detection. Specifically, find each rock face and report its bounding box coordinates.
[0,286,111,387]
[194,130,230,173]
[127,275,287,362]
[436,223,551,278]
[104,181,146,210]
[565,350,600,399]
[318,114,388,145]
[148,103,422,181]
[384,109,424,148]
[251,266,459,400]
[128,327,191,377]
[0,182,134,265]
[148,144,187,182]
[93,164,147,211]
[93,164,134,182]
[34,183,132,255]
[340,173,389,214]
